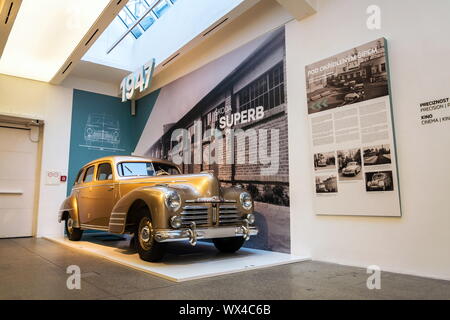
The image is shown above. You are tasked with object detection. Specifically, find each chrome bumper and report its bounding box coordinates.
[154,224,258,246]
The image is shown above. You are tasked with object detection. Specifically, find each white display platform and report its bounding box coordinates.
[45,233,310,282]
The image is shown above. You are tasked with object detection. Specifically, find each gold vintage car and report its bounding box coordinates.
[58,156,258,261]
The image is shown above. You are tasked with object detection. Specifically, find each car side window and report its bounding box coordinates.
[83,166,95,183]
[75,169,84,185]
[97,163,113,181]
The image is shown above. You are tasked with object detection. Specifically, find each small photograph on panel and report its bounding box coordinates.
[365,171,394,192]
[305,39,389,115]
[337,148,362,181]
[315,174,338,194]
[363,144,391,166]
[314,151,336,171]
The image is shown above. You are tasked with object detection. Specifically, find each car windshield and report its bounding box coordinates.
[117,162,180,177]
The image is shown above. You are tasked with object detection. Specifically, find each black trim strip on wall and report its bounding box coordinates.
[85,29,99,46]
[4,1,13,24]
[162,53,180,67]
[202,18,228,37]
[0,125,30,131]
[62,61,72,74]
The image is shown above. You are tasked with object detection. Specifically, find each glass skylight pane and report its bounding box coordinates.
[118,10,134,28]
[131,26,143,38]
[118,8,144,39]
[115,0,178,40]
[126,0,148,20]
[153,0,170,18]
[140,15,155,31]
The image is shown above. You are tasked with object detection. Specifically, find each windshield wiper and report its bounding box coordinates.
[124,165,133,174]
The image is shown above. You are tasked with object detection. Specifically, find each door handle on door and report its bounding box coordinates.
[107,186,115,191]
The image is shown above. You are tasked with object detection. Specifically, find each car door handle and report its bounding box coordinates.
[107,186,115,191]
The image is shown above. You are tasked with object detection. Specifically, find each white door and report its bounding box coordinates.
[0,126,38,238]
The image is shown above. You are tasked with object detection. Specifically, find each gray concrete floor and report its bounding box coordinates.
[0,237,449,300]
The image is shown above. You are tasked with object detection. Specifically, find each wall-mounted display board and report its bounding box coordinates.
[305,38,401,216]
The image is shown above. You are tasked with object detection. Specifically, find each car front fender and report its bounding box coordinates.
[109,186,174,234]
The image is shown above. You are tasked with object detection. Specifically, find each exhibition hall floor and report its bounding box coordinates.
[1,237,450,300]
[44,233,309,282]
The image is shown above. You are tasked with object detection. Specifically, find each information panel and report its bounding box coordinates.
[305,38,401,216]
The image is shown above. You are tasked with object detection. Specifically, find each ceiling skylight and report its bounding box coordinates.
[118,0,178,39]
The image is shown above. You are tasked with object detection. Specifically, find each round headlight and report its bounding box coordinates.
[246,213,256,225]
[165,190,181,211]
[240,192,253,210]
[170,215,182,228]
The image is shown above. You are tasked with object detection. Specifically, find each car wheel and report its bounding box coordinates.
[135,214,166,262]
[65,216,83,241]
[213,237,245,253]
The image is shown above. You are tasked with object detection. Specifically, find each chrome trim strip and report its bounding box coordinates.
[58,208,73,212]
[180,211,209,215]
[80,224,109,231]
[72,183,115,190]
[71,180,189,191]
[109,222,125,226]
[118,180,188,185]
[185,198,236,203]
[111,212,126,216]
[219,204,237,209]
[154,226,258,243]
[183,205,209,210]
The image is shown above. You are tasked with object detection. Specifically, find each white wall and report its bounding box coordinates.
[286,0,450,280]
[0,74,118,237]
[0,75,72,237]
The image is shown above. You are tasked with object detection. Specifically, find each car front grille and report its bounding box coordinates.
[180,203,244,227]
[180,205,209,227]
[218,204,242,225]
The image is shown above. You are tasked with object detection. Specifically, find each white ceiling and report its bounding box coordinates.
[68,60,129,84]
[0,0,109,82]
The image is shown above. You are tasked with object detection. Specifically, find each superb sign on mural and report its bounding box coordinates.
[169,106,279,176]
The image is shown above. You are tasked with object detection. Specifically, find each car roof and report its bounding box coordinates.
[82,156,177,169]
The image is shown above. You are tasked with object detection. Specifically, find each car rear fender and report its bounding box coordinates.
[58,196,80,228]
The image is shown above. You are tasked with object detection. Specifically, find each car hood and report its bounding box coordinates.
[120,173,221,199]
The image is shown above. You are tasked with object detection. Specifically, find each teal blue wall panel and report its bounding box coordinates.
[67,89,160,195]
[132,89,160,146]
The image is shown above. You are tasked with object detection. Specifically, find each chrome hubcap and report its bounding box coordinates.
[138,218,153,251]
[67,218,74,234]
[140,225,150,242]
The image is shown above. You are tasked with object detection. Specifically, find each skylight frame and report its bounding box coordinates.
[117,0,177,39]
